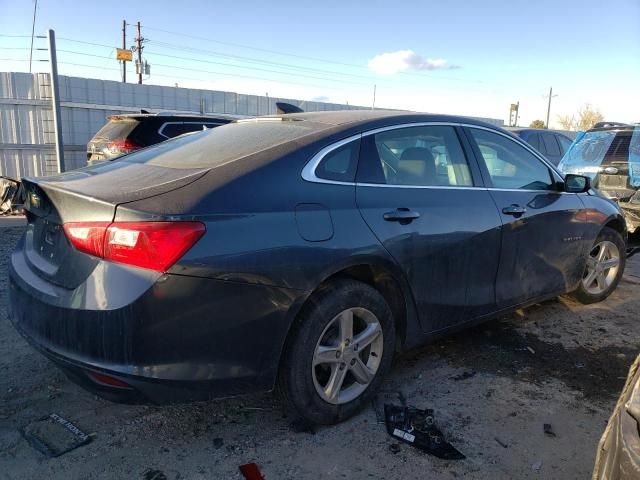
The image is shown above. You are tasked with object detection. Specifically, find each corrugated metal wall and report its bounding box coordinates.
[0,71,504,179]
[0,72,367,178]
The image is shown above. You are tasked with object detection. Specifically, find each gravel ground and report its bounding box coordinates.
[1,221,639,479]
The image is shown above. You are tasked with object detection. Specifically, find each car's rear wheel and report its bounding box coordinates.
[278,279,395,425]
[572,227,625,304]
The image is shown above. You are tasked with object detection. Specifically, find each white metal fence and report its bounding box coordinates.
[0,71,504,179]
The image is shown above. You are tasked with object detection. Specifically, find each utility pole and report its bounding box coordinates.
[372,84,376,110]
[47,29,65,173]
[121,20,126,83]
[135,21,144,84]
[545,87,558,129]
[28,0,38,72]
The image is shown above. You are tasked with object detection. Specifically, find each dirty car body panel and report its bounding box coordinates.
[8,111,626,403]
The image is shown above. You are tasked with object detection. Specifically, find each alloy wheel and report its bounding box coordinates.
[312,307,384,405]
[582,240,621,295]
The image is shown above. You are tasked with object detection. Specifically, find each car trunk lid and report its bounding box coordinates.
[21,161,208,288]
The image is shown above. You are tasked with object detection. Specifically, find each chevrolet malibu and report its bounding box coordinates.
[9,111,626,425]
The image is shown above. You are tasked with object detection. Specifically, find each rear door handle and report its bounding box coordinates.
[383,208,420,223]
[502,204,526,216]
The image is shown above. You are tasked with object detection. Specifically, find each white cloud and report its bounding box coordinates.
[368,50,459,75]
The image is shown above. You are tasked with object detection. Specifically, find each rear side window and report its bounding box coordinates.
[557,135,572,154]
[469,128,555,191]
[315,139,360,182]
[542,133,561,156]
[160,123,208,138]
[357,125,473,187]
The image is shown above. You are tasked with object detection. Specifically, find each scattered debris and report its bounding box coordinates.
[142,469,167,480]
[213,437,224,449]
[372,390,406,423]
[543,423,556,437]
[20,413,91,457]
[239,462,266,480]
[389,443,401,454]
[494,436,508,448]
[450,371,477,381]
[526,346,536,355]
[0,176,23,216]
[532,459,543,472]
[383,404,465,460]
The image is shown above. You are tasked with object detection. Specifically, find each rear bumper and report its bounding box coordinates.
[8,246,302,403]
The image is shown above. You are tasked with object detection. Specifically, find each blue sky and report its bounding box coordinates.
[1,0,639,126]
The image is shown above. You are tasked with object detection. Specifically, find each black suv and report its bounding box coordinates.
[559,122,640,247]
[510,128,574,165]
[87,113,233,163]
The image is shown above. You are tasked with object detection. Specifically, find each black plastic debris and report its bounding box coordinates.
[372,390,406,423]
[20,413,91,457]
[142,469,168,480]
[543,423,556,437]
[384,404,465,460]
[389,443,401,454]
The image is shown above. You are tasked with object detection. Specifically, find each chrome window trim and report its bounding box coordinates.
[301,133,362,184]
[301,121,567,189]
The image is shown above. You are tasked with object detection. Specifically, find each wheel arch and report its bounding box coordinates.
[274,258,421,386]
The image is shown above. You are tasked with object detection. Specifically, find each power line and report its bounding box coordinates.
[143,49,373,86]
[142,24,481,84]
[148,40,375,81]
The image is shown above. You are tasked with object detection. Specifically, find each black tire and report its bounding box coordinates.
[571,227,626,304]
[278,279,395,425]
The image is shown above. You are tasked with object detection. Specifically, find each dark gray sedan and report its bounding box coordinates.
[8,111,626,424]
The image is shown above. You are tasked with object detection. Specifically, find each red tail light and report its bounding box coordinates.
[107,139,141,155]
[63,221,205,272]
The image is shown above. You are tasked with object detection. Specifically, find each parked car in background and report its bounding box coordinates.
[10,111,626,425]
[509,128,574,165]
[86,113,234,163]
[559,122,640,250]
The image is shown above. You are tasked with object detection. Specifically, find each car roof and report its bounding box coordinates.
[255,109,503,132]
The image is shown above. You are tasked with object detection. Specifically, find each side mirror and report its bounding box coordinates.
[564,174,591,193]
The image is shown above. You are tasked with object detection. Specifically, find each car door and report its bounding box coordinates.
[465,126,588,308]
[355,124,502,334]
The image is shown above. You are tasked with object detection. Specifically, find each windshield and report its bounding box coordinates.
[558,130,618,179]
[91,118,139,141]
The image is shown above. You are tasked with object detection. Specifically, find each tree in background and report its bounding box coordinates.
[529,120,545,128]
[557,104,604,131]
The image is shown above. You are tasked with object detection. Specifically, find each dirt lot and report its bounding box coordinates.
[1,220,639,479]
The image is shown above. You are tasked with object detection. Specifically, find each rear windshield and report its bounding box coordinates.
[558,128,638,180]
[92,118,139,141]
[120,119,326,169]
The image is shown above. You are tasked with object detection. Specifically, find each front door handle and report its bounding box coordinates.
[383,208,420,224]
[502,204,526,216]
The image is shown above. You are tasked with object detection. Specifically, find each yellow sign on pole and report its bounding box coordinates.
[116,48,133,61]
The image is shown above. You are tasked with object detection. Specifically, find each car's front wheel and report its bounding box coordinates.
[572,227,625,304]
[278,279,395,425]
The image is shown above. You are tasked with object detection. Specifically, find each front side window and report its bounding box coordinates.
[357,125,473,187]
[469,128,555,191]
